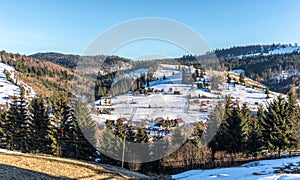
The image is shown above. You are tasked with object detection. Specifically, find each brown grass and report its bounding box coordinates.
[0,152,149,179]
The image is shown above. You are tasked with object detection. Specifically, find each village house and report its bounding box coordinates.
[137,121,149,129]
[175,118,185,127]
[100,95,112,106]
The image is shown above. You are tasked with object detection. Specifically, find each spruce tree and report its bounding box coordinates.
[61,102,75,157]
[7,88,31,152]
[239,73,246,84]
[18,87,31,153]
[262,96,294,156]
[100,127,119,164]
[246,105,264,157]
[204,101,225,160]
[225,102,242,154]
[30,96,56,154]
[115,118,126,139]
[136,128,148,143]
[74,98,98,159]
[240,103,251,152]
[288,85,299,150]
[0,110,9,148]
[206,96,233,160]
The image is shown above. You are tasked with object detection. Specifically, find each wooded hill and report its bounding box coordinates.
[0,51,93,98]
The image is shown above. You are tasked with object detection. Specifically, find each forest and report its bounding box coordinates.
[0,85,299,175]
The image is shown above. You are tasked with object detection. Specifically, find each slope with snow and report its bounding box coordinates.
[92,64,280,126]
[236,45,300,58]
[0,57,20,105]
[0,57,36,106]
[172,156,300,180]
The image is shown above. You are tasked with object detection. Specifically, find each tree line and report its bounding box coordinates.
[0,90,98,160]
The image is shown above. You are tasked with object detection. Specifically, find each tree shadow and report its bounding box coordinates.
[0,164,72,180]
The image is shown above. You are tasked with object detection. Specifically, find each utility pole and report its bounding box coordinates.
[121,133,126,168]
[121,106,136,168]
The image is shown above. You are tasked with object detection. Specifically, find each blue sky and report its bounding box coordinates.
[1,0,300,59]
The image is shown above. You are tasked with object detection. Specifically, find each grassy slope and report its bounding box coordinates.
[0,151,149,180]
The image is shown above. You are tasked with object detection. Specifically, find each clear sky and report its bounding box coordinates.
[1,0,300,59]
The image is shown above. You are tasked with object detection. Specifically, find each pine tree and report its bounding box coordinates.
[239,73,246,85]
[50,92,68,156]
[247,108,263,157]
[262,96,294,156]
[288,85,297,107]
[18,87,31,153]
[0,110,9,148]
[136,128,148,143]
[207,96,234,160]
[288,85,299,150]
[225,102,242,153]
[73,98,98,159]
[265,88,270,99]
[126,126,136,142]
[100,127,119,164]
[61,102,75,157]
[204,101,225,160]
[115,118,126,139]
[30,96,56,154]
[240,103,251,152]
[7,88,31,152]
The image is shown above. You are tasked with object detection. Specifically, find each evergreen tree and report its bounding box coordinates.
[262,96,295,156]
[60,102,75,157]
[207,96,233,159]
[288,85,300,149]
[126,126,136,142]
[265,88,270,99]
[288,85,297,108]
[204,101,225,160]
[19,87,31,153]
[115,118,126,139]
[225,102,242,153]
[239,73,246,85]
[50,92,69,156]
[30,96,56,154]
[0,110,9,148]
[73,98,98,159]
[100,127,119,164]
[247,108,263,157]
[136,128,148,143]
[240,103,251,152]
[7,88,31,152]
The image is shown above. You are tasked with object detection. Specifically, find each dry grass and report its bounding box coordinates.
[0,152,149,180]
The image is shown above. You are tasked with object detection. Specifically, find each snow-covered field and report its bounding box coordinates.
[172,156,300,180]
[267,46,300,55]
[92,64,280,126]
[237,45,300,58]
[0,57,20,105]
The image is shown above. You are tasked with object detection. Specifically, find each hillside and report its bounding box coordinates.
[30,52,132,71]
[0,149,150,180]
[27,44,300,96]
[214,44,300,58]
[173,156,300,180]
[0,51,93,97]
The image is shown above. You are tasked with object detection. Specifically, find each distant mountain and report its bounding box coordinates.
[214,44,300,58]
[30,52,131,70]
[30,52,80,69]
